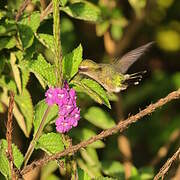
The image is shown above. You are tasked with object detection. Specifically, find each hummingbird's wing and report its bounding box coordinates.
[113,42,154,74]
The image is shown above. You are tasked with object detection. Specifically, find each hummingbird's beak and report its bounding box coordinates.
[78,66,89,72]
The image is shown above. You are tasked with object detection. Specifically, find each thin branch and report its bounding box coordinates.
[20,89,180,175]
[6,92,16,180]
[23,106,51,167]
[40,0,47,10]
[40,1,53,22]
[154,147,180,180]
[15,0,31,21]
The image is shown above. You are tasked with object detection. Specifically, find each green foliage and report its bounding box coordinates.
[101,161,124,179]
[61,2,101,22]
[72,77,111,108]
[70,128,105,148]
[33,100,58,136]
[0,139,24,179]
[36,132,64,154]
[84,107,115,129]
[0,37,16,51]
[78,168,91,180]
[17,12,40,49]
[15,88,33,135]
[27,54,57,86]
[63,44,82,81]
[59,0,68,7]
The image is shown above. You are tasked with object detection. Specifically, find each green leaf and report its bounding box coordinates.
[30,54,57,86]
[78,168,91,180]
[33,100,58,136]
[0,36,16,51]
[36,132,64,154]
[36,33,54,53]
[21,68,30,90]
[81,79,111,108]
[18,12,40,49]
[15,88,33,136]
[61,2,101,22]
[84,107,115,129]
[18,11,40,33]
[0,139,24,179]
[63,44,82,80]
[10,53,22,94]
[0,75,17,93]
[59,0,68,7]
[95,177,117,180]
[101,161,124,179]
[139,167,154,180]
[70,128,105,148]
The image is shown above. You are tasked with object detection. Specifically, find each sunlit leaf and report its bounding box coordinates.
[84,107,115,129]
[61,2,101,22]
[36,132,64,154]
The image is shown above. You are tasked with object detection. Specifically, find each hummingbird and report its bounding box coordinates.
[78,42,153,93]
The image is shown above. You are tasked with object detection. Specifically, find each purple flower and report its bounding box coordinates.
[45,82,80,133]
[45,88,57,106]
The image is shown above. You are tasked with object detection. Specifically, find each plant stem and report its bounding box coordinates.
[53,0,63,87]
[23,106,51,167]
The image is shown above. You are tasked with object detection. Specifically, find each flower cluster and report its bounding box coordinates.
[45,82,80,133]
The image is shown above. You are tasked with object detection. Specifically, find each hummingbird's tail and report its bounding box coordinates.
[123,70,147,87]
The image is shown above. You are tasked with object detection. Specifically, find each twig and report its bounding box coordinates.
[40,1,53,22]
[20,89,180,175]
[154,147,180,180]
[40,0,47,10]
[15,0,31,21]
[6,92,16,180]
[23,106,51,167]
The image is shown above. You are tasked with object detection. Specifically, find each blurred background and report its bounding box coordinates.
[0,0,180,179]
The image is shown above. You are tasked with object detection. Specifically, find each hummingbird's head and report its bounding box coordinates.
[78,59,99,73]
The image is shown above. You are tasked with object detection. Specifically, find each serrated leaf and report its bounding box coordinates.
[15,89,33,135]
[63,44,82,80]
[17,12,40,49]
[0,139,24,179]
[36,33,54,53]
[70,128,104,149]
[0,75,17,93]
[36,132,64,154]
[21,68,30,90]
[81,79,111,108]
[61,2,101,22]
[10,53,22,94]
[78,168,91,180]
[59,0,68,7]
[101,161,124,179]
[0,36,16,51]
[33,100,58,136]
[30,54,57,86]
[84,107,115,129]
[18,11,40,33]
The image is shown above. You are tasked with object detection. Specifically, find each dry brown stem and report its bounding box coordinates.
[20,89,180,176]
[15,0,31,21]
[40,1,53,22]
[6,92,16,180]
[154,147,180,180]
